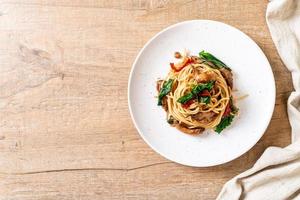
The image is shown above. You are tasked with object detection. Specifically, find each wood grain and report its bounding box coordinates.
[0,0,293,199]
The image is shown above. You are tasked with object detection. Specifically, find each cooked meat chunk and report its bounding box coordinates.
[161,97,168,111]
[156,80,163,92]
[174,123,205,135]
[192,111,217,123]
[220,68,233,88]
[167,115,178,125]
[194,69,216,83]
[204,61,215,68]
[174,52,182,59]
[191,56,204,64]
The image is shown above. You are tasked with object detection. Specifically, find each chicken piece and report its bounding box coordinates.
[192,111,217,123]
[194,70,216,83]
[174,52,182,59]
[174,123,205,135]
[156,80,163,92]
[220,68,233,88]
[190,56,204,64]
[161,97,168,112]
[167,115,178,125]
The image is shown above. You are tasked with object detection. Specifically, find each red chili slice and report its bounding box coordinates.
[200,89,210,97]
[182,99,195,109]
[170,63,177,71]
[181,57,191,67]
[223,103,231,117]
[170,57,191,72]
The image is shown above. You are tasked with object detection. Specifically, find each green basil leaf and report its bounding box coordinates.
[177,81,215,104]
[215,115,234,134]
[158,79,173,105]
[177,93,194,104]
[191,80,214,94]
[199,50,231,70]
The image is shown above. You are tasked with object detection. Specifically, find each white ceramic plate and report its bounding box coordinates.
[128,20,275,167]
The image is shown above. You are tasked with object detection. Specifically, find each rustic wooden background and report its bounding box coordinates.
[0,0,293,199]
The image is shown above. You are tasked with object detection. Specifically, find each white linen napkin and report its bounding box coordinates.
[217,0,300,199]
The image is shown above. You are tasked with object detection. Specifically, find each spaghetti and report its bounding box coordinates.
[157,51,238,134]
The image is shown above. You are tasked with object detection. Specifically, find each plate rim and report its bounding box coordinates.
[128,19,276,167]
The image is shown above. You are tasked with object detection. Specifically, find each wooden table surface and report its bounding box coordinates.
[0,0,293,199]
